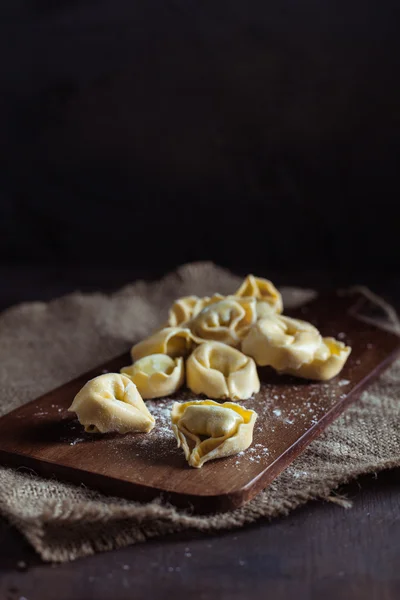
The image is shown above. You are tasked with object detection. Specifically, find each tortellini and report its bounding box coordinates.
[167,296,204,327]
[121,354,184,399]
[242,315,351,380]
[188,296,257,347]
[282,337,351,381]
[242,315,322,371]
[68,373,155,434]
[171,400,257,468]
[167,294,224,327]
[66,271,352,466]
[131,327,193,362]
[235,274,283,314]
[186,341,260,400]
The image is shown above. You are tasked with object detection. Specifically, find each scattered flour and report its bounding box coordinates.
[69,438,86,446]
[60,365,350,473]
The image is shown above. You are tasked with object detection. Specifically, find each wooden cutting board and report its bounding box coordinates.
[0,291,398,513]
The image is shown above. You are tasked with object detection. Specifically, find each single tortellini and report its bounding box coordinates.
[171,400,257,468]
[188,296,257,346]
[68,373,155,434]
[167,294,224,327]
[242,316,351,380]
[186,341,260,400]
[167,296,204,327]
[121,354,184,399]
[131,327,193,362]
[241,315,323,371]
[283,337,351,381]
[235,274,283,314]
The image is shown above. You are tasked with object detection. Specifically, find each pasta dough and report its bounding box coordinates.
[242,315,322,370]
[189,296,257,346]
[68,373,155,434]
[235,274,283,314]
[131,327,193,362]
[283,337,351,381]
[121,354,184,399]
[242,315,351,380]
[186,341,260,400]
[167,294,224,327]
[171,400,257,468]
[167,296,204,327]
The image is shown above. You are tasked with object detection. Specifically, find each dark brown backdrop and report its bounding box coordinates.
[1,0,399,274]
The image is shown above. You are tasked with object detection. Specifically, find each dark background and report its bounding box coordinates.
[1,5,400,595]
[1,0,399,277]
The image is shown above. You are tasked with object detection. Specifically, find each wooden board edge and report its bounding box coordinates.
[238,342,400,505]
[1,291,399,514]
[2,342,398,515]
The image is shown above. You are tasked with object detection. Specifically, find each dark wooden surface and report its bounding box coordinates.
[0,293,399,513]
[0,267,399,599]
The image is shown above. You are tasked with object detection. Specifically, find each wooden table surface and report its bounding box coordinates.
[0,266,399,600]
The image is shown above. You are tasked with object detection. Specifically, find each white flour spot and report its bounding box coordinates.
[69,438,85,446]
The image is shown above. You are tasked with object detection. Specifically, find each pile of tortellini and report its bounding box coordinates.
[69,275,351,468]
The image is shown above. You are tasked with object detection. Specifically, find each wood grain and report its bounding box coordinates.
[0,291,398,513]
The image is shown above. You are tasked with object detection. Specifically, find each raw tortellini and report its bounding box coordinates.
[131,327,193,362]
[121,354,184,399]
[242,315,351,381]
[68,373,155,434]
[242,315,323,370]
[235,274,283,315]
[64,273,353,476]
[167,294,224,327]
[188,296,257,347]
[186,341,260,400]
[282,337,352,381]
[167,296,204,327]
[171,400,257,468]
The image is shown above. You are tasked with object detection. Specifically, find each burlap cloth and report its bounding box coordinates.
[0,262,399,563]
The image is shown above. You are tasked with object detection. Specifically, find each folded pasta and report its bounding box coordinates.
[242,315,351,380]
[283,337,351,381]
[242,315,322,370]
[131,327,193,361]
[171,400,257,468]
[188,296,257,346]
[121,354,184,399]
[167,294,224,327]
[68,373,155,434]
[235,274,283,314]
[186,341,260,400]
